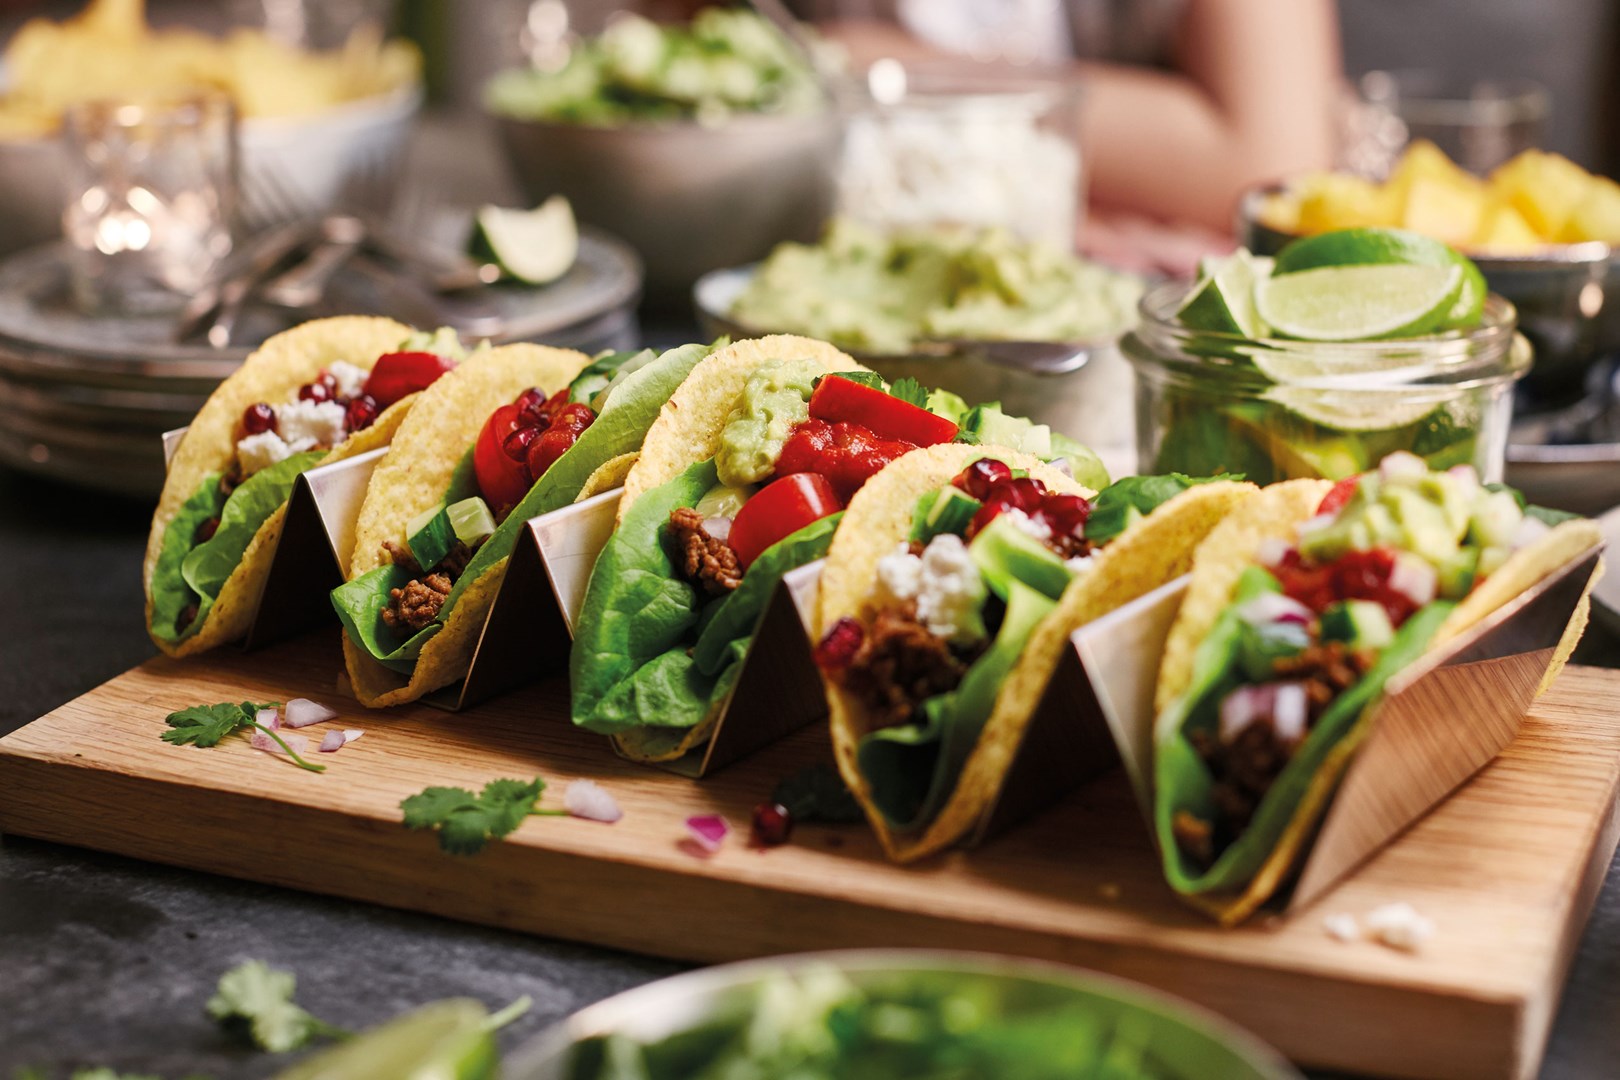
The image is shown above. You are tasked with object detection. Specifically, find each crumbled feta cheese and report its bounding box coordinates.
[1005,508,1052,543]
[236,430,294,476]
[1364,902,1434,952]
[915,534,986,645]
[327,360,368,401]
[1323,913,1362,943]
[1065,553,1096,575]
[876,542,922,605]
[275,399,347,448]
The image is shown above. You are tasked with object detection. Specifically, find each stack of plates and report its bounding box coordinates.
[0,231,642,497]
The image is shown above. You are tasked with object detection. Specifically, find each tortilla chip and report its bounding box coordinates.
[1154,480,1332,718]
[343,342,592,707]
[143,316,416,656]
[577,452,638,502]
[617,335,862,524]
[817,443,1098,861]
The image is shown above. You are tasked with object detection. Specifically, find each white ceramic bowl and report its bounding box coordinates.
[0,83,422,253]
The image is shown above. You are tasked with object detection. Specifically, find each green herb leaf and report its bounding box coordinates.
[401,778,547,855]
[161,701,276,748]
[887,376,929,409]
[821,370,885,393]
[771,764,863,823]
[207,960,343,1053]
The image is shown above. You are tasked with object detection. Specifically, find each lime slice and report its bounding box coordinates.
[272,1000,497,1080]
[1255,264,1463,341]
[1264,385,1448,431]
[472,196,579,285]
[1250,341,1438,385]
[1176,250,1272,338]
[1271,226,1485,331]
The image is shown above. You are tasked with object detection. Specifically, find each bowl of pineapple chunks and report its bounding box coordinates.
[1242,141,1620,398]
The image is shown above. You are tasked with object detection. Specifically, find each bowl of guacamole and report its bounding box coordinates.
[507,950,1300,1080]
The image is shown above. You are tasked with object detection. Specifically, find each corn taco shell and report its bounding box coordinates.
[1153,480,1602,925]
[818,442,1253,862]
[143,316,417,657]
[338,342,593,707]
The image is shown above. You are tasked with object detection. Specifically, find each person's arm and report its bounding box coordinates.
[1080,0,1342,229]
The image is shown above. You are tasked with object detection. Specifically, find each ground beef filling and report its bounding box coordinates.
[836,604,974,731]
[1175,640,1375,869]
[668,508,743,596]
[380,539,481,633]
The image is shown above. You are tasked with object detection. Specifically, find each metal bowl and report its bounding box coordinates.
[694,263,1138,459]
[506,950,1301,1080]
[1237,185,1620,402]
[494,109,841,299]
[0,84,423,256]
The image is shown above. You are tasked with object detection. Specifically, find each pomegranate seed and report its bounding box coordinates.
[997,476,1046,511]
[241,402,276,435]
[967,498,1014,540]
[515,387,547,412]
[955,458,1012,499]
[1039,493,1092,536]
[178,603,199,629]
[195,516,220,543]
[298,380,331,403]
[344,394,379,432]
[751,801,794,847]
[814,617,865,671]
[503,425,537,462]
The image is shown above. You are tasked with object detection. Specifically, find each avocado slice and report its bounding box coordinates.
[968,512,1073,602]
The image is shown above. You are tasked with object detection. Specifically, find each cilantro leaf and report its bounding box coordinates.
[207,960,343,1053]
[821,370,885,392]
[772,764,863,824]
[886,376,929,409]
[162,701,276,748]
[401,777,547,855]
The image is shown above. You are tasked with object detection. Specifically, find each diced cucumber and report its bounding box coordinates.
[406,504,455,571]
[1320,599,1395,650]
[1468,490,1523,549]
[910,486,981,543]
[695,483,751,521]
[447,497,497,546]
[960,404,1053,460]
[968,512,1071,601]
[1436,547,1478,599]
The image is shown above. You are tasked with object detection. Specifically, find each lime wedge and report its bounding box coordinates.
[1264,385,1449,432]
[1255,264,1463,341]
[272,1000,497,1080]
[1272,226,1486,331]
[1176,250,1272,337]
[472,196,579,285]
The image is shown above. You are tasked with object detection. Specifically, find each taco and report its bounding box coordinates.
[569,335,1113,764]
[144,317,468,656]
[333,340,723,706]
[1153,453,1602,924]
[813,443,1254,862]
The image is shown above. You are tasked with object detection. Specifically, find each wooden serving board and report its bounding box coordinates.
[4,635,1620,1080]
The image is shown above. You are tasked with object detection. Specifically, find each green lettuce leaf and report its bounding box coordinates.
[859,578,1054,830]
[1084,473,1229,546]
[149,473,228,644]
[1050,432,1110,491]
[570,460,717,733]
[329,563,440,670]
[1153,567,1453,896]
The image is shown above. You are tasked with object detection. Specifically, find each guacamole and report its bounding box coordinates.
[715,356,822,486]
[732,218,1144,355]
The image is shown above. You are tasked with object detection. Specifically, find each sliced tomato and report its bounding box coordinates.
[363,351,458,409]
[808,376,958,447]
[473,403,531,512]
[1317,475,1361,517]
[727,473,843,569]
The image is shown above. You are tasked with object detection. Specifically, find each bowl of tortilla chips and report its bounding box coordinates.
[0,0,423,254]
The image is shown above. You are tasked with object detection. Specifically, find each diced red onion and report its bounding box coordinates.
[283,697,338,728]
[342,728,364,744]
[250,729,308,757]
[1446,464,1481,495]
[1048,456,1075,479]
[1237,592,1314,627]
[1256,538,1290,567]
[1272,683,1309,743]
[318,730,346,753]
[1298,513,1335,536]
[255,707,280,731]
[565,779,623,823]
[1512,514,1550,550]
[1379,451,1427,484]
[700,516,732,543]
[1219,682,1309,744]
[1389,554,1438,607]
[685,814,730,854]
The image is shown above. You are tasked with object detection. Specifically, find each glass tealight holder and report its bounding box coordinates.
[61,93,238,316]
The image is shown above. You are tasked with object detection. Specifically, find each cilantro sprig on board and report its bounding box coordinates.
[161,701,325,773]
[401,777,563,855]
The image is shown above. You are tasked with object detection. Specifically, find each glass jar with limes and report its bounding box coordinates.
[1123,227,1531,484]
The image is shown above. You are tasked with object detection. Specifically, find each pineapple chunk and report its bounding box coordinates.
[1561,175,1620,244]
[1488,150,1593,239]
[1295,174,1398,233]
[1257,190,1302,234]
[1388,139,1484,202]
[1401,175,1487,247]
[1471,200,1544,254]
